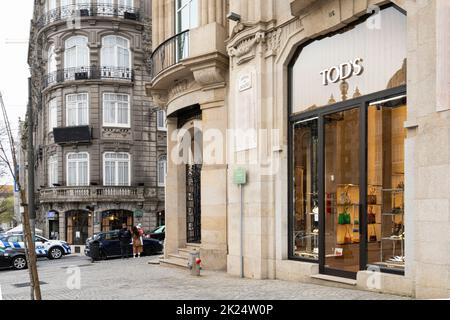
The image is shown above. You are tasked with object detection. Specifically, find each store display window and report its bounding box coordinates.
[288,5,407,278]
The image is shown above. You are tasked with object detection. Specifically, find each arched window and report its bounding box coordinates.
[101,35,131,69]
[64,36,89,73]
[158,155,167,187]
[67,152,89,186]
[103,152,131,186]
[48,45,57,74]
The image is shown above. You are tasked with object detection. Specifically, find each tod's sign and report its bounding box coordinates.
[320,58,364,86]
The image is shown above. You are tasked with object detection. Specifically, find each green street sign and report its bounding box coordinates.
[133,209,144,218]
[233,167,247,185]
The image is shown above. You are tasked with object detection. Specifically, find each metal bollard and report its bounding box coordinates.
[188,251,201,276]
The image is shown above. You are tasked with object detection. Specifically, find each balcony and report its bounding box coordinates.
[44,66,134,89]
[39,186,148,203]
[150,30,190,79]
[36,3,141,29]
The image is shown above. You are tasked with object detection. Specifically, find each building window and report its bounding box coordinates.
[67,152,89,186]
[103,93,130,127]
[47,0,57,12]
[64,36,89,80]
[176,0,199,33]
[48,45,57,74]
[101,35,130,69]
[48,155,58,187]
[119,0,133,9]
[48,99,58,132]
[158,155,167,187]
[66,93,88,126]
[157,109,166,131]
[103,152,131,186]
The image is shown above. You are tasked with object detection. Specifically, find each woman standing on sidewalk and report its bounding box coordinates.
[131,226,143,258]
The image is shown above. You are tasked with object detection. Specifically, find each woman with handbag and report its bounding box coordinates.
[132,226,143,258]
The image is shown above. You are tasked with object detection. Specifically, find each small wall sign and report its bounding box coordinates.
[320,58,364,86]
[238,74,252,92]
[133,209,144,218]
[233,167,247,185]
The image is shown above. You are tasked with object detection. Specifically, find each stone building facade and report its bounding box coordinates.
[28,0,166,245]
[148,0,449,299]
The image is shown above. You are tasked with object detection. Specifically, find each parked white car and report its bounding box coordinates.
[0,233,71,260]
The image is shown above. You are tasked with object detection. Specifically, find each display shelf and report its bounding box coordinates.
[382,212,404,216]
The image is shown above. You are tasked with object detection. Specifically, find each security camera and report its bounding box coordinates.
[227,12,241,22]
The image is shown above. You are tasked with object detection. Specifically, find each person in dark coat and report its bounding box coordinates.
[118,223,131,259]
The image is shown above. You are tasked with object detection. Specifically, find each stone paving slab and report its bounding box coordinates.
[0,255,410,300]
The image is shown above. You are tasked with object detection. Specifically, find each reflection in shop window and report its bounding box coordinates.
[292,118,319,260]
[367,96,406,272]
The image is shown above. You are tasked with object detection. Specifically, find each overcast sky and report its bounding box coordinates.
[0,1,33,184]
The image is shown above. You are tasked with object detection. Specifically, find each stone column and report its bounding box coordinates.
[164,116,188,257]
[152,0,159,50]
[199,98,228,270]
[165,0,175,39]
[158,0,165,48]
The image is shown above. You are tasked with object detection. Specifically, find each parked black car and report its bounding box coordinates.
[0,247,28,270]
[85,230,163,259]
[146,225,165,241]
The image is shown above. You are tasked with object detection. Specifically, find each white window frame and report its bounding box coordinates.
[66,93,89,126]
[47,0,57,12]
[48,99,58,132]
[156,109,167,131]
[48,155,59,187]
[102,93,131,128]
[66,152,90,187]
[101,35,131,70]
[176,0,199,33]
[103,152,131,186]
[157,155,167,187]
[64,36,90,71]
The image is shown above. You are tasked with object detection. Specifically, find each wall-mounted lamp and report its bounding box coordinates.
[227,12,241,22]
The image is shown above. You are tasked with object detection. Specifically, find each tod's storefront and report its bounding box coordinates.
[224,0,450,298]
[288,6,408,279]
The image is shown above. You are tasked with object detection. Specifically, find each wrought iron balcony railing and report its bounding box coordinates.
[36,3,141,28]
[44,66,134,88]
[150,30,190,79]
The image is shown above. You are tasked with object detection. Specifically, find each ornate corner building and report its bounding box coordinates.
[28,0,166,245]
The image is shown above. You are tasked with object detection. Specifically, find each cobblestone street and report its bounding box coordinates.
[0,255,410,300]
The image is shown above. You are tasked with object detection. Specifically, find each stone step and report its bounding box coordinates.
[168,253,189,265]
[310,274,357,287]
[178,248,193,259]
[186,243,201,251]
[160,258,189,269]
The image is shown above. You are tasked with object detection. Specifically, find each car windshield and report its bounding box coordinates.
[152,226,165,234]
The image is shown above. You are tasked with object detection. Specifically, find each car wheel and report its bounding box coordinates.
[12,256,28,270]
[48,247,63,260]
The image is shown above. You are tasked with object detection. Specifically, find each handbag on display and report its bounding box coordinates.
[367,187,377,205]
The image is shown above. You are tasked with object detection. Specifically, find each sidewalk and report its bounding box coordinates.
[1,256,410,300]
